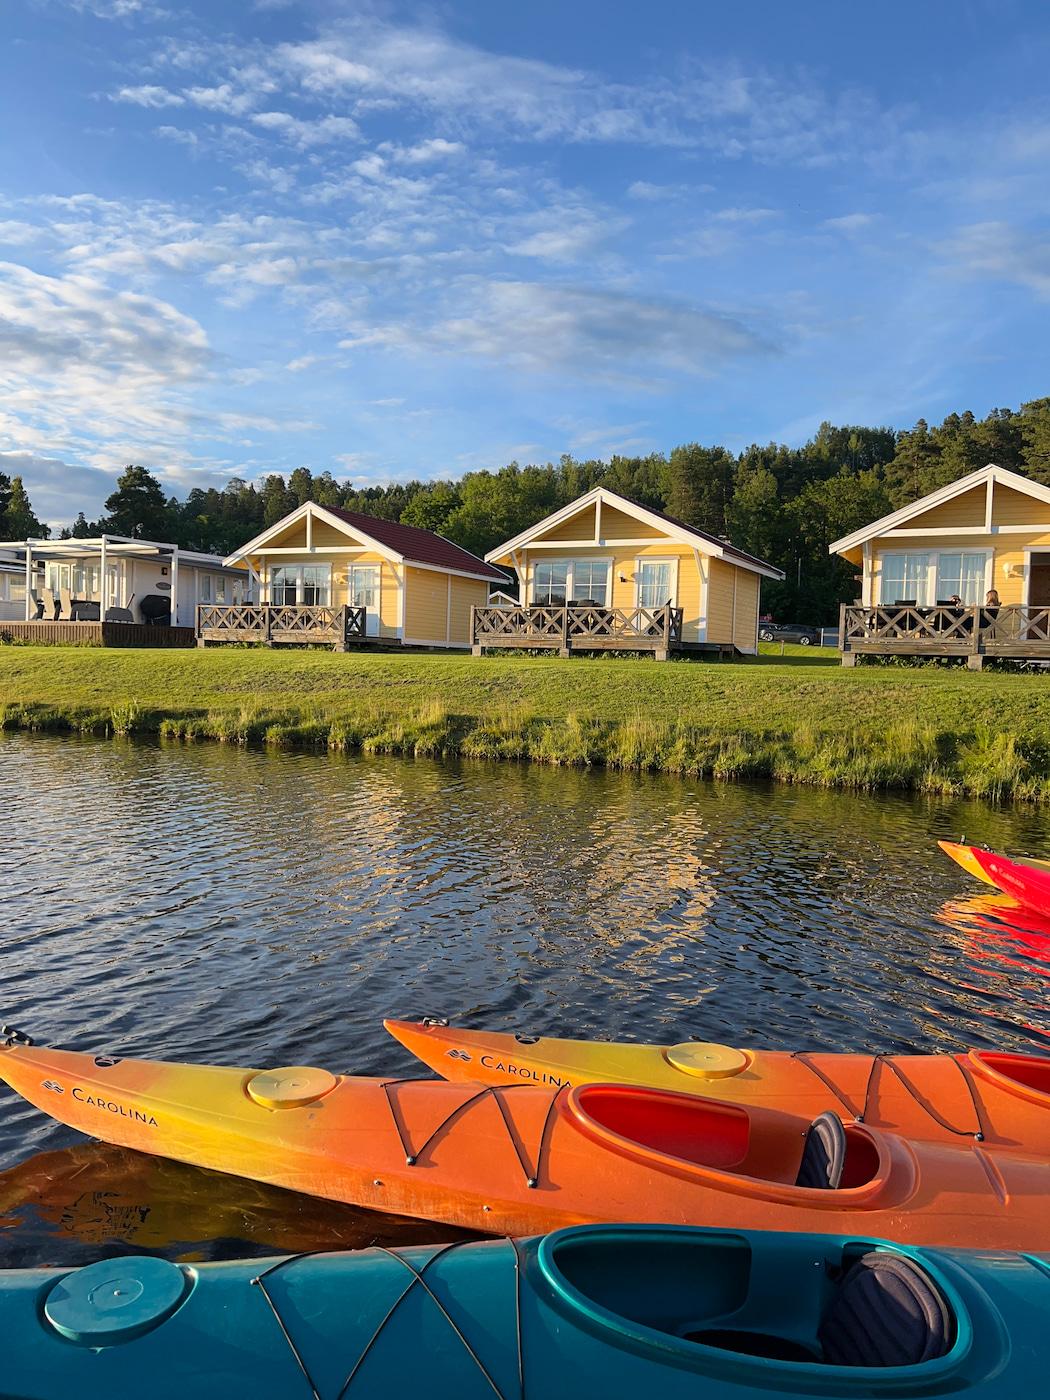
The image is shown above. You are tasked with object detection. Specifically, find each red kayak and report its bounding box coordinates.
[939,840,1050,917]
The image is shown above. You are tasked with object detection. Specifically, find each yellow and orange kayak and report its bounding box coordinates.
[940,839,1050,916]
[0,1034,1047,1250]
[384,1018,1050,1153]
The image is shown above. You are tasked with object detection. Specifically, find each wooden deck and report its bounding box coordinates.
[0,620,195,648]
[840,604,1050,669]
[472,603,686,658]
[196,603,367,650]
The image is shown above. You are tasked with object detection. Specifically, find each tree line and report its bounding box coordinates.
[10,395,1050,623]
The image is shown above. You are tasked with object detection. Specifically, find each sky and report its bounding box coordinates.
[2,0,1049,530]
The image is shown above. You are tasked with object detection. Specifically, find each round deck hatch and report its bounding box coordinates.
[45,1256,188,1346]
[665,1042,747,1079]
[247,1066,338,1109]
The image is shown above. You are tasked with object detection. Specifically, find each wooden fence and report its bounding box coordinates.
[196,604,367,650]
[472,603,684,658]
[840,604,1050,669]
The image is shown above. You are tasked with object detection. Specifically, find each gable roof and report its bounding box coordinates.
[226,501,506,582]
[486,486,784,580]
[829,463,1050,555]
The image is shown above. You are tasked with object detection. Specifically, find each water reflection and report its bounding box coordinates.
[0,733,1048,1263]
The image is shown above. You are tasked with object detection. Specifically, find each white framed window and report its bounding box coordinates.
[530,558,611,606]
[935,552,988,604]
[635,557,677,610]
[200,574,212,603]
[879,550,990,606]
[271,563,332,606]
[347,564,380,609]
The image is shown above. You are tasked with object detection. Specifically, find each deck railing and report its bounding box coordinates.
[840,604,1050,667]
[472,603,684,656]
[196,603,366,650]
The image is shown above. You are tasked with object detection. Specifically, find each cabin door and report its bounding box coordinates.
[348,565,381,636]
[1028,554,1050,609]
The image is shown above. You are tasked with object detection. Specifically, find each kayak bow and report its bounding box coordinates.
[940,839,1050,915]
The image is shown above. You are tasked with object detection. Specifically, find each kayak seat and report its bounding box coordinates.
[819,1253,952,1366]
[794,1110,846,1189]
[688,1252,951,1368]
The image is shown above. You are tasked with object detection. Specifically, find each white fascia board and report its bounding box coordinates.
[225,502,404,568]
[828,464,1050,556]
[484,489,603,562]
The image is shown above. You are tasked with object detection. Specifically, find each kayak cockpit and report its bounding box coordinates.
[538,1226,965,1376]
[969,1050,1050,1102]
[567,1084,883,1191]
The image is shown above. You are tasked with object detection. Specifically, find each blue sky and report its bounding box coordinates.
[2,0,1049,529]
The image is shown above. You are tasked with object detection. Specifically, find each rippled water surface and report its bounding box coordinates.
[0,733,1047,1266]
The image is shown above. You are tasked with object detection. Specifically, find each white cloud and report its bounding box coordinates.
[713,206,779,222]
[251,111,360,147]
[824,213,874,232]
[339,278,773,383]
[941,221,1050,299]
[184,83,258,117]
[113,84,184,108]
[386,138,465,164]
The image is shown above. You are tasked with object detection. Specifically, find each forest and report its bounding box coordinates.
[7,396,1050,624]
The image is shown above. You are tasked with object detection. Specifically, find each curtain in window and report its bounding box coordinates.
[936,553,986,604]
[881,553,931,606]
[636,560,674,609]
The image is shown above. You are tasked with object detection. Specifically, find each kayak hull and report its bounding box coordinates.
[384,1018,1050,1153]
[2,1225,1048,1399]
[1,1040,1048,1250]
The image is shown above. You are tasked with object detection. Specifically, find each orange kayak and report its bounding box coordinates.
[0,1034,1046,1250]
[940,839,1050,916]
[385,1018,1050,1154]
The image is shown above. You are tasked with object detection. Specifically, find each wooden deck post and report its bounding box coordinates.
[560,605,570,657]
[264,604,273,647]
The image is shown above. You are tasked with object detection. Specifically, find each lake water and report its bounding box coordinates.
[0,733,1046,1266]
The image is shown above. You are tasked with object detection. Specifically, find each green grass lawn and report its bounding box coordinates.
[2,643,1049,800]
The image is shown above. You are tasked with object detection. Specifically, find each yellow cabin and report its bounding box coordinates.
[478,487,783,659]
[207,502,505,649]
[831,463,1050,668]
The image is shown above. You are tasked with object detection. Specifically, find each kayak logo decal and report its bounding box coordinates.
[71,1087,158,1127]
[480,1054,570,1089]
[41,1079,64,1094]
[446,1049,472,1063]
[93,1055,123,1068]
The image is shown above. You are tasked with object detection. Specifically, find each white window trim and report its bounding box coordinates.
[528,556,613,606]
[877,548,992,605]
[634,556,679,611]
[271,560,333,606]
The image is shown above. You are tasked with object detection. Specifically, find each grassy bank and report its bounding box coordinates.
[2,645,1050,801]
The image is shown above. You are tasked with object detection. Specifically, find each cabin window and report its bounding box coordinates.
[271,563,332,606]
[531,559,611,606]
[880,551,989,606]
[936,552,987,604]
[200,574,212,603]
[636,559,676,610]
[533,560,569,606]
[347,564,380,610]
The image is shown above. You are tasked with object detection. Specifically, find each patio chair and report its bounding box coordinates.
[59,586,74,619]
[104,593,136,624]
[40,586,59,620]
[28,590,45,620]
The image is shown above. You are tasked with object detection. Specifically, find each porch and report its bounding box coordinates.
[839,603,1050,669]
[196,603,367,650]
[0,620,195,648]
[471,603,686,658]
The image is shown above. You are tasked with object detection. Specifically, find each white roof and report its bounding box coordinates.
[0,535,245,570]
[828,463,1050,555]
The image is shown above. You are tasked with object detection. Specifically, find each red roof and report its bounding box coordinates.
[323,506,507,581]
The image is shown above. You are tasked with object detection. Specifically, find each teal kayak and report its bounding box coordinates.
[4,1224,1047,1398]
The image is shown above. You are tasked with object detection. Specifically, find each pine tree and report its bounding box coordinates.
[101,465,171,539]
[3,477,46,537]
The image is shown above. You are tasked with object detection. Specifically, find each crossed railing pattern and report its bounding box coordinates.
[842,604,1050,652]
[473,603,684,647]
[196,603,366,644]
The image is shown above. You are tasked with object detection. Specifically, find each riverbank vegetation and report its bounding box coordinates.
[3,647,1050,801]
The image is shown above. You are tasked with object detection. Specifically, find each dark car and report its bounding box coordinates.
[759,621,820,645]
